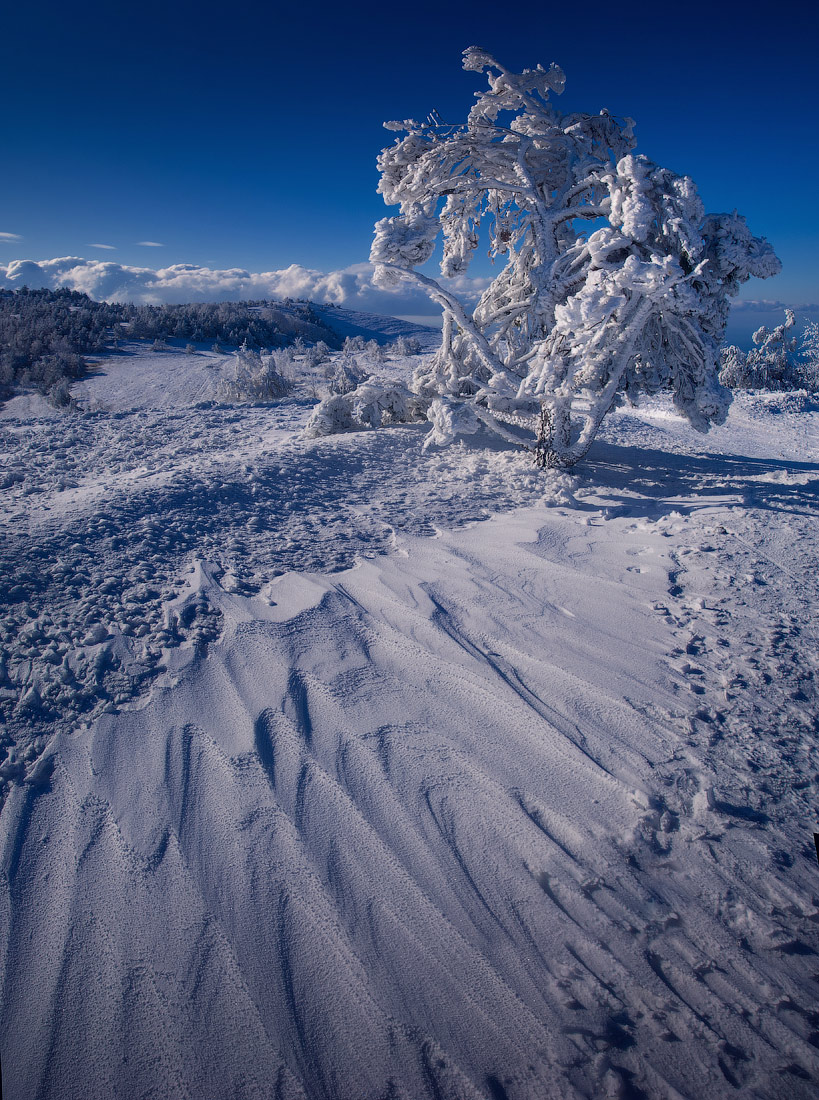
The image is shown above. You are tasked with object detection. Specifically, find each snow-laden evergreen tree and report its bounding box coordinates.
[370,48,781,466]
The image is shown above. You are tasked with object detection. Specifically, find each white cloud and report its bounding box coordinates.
[0,256,814,331]
[733,299,819,314]
[0,232,22,241]
[0,255,488,317]
[137,241,165,247]
[88,243,116,250]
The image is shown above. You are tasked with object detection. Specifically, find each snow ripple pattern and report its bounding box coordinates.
[1,349,819,1098]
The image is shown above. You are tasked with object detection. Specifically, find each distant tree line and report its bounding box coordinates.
[0,288,343,399]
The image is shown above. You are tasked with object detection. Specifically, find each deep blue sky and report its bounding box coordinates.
[2,0,817,304]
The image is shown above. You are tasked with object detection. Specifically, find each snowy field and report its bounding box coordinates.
[1,338,818,1099]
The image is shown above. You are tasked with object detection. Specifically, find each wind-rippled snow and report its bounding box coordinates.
[1,342,818,1099]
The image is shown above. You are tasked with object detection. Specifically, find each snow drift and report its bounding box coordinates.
[1,341,818,1099]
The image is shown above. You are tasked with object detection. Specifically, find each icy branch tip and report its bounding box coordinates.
[462,47,496,73]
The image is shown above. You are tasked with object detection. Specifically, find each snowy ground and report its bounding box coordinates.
[1,340,818,1099]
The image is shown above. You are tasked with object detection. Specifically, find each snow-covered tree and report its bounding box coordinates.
[218,340,292,402]
[800,320,819,392]
[303,340,331,369]
[393,334,421,356]
[370,48,781,466]
[719,310,817,392]
[329,357,368,395]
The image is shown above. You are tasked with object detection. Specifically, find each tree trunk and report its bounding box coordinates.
[534,398,572,468]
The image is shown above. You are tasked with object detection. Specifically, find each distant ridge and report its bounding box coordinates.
[309,303,440,348]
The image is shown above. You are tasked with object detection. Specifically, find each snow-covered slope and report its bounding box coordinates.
[310,303,440,348]
[1,346,818,1099]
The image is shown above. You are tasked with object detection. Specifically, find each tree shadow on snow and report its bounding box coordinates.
[581,439,819,521]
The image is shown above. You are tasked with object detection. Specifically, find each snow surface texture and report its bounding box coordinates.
[1,339,818,1099]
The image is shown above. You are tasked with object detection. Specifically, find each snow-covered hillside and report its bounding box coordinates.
[1,338,818,1099]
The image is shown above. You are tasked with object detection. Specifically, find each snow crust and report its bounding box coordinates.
[1,339,818,1099]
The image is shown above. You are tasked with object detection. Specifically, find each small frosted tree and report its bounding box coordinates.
[393,334,421,356]
[720,310,818,392]
[218,340,292,402]
[800,321,819,393]
[370,48,781,466]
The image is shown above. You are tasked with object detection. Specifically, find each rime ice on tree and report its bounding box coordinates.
[371,48,781,466]
[720,310,819,393]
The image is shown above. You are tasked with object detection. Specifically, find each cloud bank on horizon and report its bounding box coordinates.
[0,255,489,318]
[0,256,816,323]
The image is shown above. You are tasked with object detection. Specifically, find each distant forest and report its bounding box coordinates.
[0,287,343,399]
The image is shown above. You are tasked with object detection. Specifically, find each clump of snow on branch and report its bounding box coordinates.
[366,48,780,466]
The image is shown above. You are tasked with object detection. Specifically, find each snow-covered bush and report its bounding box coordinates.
[269,346,296,381]
[367,339,389,364]
[368,48,780,466]
[305,377,427,437]
[303,340,331,369]
[718,345,748,389]
[341,335,388,366]
[218,341,292,402]
[329,357,368,395]
[719,310,817,393]
[801,321,819,392]
[46,379,79,411]
[423,396,482,449]
[393,335,421,356]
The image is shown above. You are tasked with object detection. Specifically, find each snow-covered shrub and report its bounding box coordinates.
[304,377,427,438]
[394,335,421,356]
[423,396,482,450]
[719,310,817,393]
[46,380,79,411]
[756,389,810,414]
[801,321,819,392]
[269,346,296,381]
[218,341,292,402]
[303,394,359,436]
[303,340,331,369]
[329,358,368,395]
[718,345,749,389]
[369,48,780,466]
[353,377,425,428]
[338,335,388,366]
[366,339,389,365]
